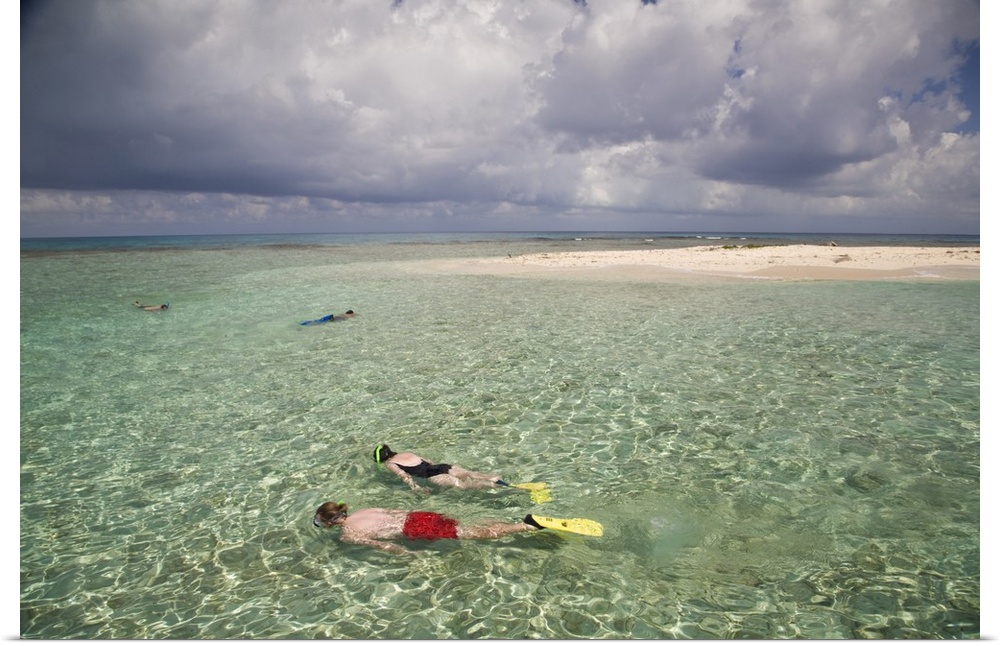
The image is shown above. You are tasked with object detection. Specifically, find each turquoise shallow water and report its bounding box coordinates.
[20,234,979,638]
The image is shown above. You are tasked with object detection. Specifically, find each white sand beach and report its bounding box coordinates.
[430,244,980,282]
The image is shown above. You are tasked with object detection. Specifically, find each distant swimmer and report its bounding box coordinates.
[135,301,169,311]
[300,310,355,326]
[312,501,601,555]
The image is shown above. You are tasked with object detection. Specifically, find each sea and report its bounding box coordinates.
[19,231,980,639]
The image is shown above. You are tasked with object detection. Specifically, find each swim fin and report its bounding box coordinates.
[524,514,604,537]
[529,488,552,504]
[510,482,547,491]
[510,482,552,504]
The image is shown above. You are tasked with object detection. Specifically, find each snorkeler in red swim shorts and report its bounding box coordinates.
[312,501,540,555]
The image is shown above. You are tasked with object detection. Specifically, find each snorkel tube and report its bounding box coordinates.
[373,444,395,464]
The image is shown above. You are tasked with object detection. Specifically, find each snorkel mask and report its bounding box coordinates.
[373,444,384,463]
[313,500,347,528]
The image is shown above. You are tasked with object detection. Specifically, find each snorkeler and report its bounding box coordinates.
[312,501,598,555]
[134,301,169,311]
[373,444,508,492]
[300,310,355,325]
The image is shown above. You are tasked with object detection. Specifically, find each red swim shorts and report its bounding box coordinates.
[402,512,459,540]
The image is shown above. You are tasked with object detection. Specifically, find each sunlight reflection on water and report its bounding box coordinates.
[20,239,979,638]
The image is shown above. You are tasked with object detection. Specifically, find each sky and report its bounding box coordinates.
[19,0,982,237]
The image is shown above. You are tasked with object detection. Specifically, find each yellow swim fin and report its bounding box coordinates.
[509,482,552,504]
[529,487,552,504]
[510,482,547,491]
[525,514,604,537]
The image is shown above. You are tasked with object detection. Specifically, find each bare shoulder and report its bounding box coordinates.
[344,508,408,524]
[342,508,409,539]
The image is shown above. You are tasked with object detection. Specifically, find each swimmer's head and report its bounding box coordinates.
[373,444,394,463]
[313,501,347,528]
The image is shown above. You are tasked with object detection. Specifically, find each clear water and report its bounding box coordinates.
[20,234,980,638]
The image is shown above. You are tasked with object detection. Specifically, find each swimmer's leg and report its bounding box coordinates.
[455,520,538,540]
[427,473,465,488]
[442,466,505,489]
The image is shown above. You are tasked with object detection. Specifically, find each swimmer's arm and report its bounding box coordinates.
[385,462,422,491]
[342,535,414,555]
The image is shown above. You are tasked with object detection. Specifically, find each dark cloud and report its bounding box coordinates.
[20,0,980,236]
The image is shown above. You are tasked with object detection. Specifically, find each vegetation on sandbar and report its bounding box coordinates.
[719,244,778,250]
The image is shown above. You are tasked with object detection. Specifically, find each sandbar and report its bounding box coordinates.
[416,244,980,282]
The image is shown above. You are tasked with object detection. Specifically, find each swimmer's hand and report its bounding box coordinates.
[402,477,431,494]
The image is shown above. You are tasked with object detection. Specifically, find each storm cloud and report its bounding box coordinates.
[20,0,980,236]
